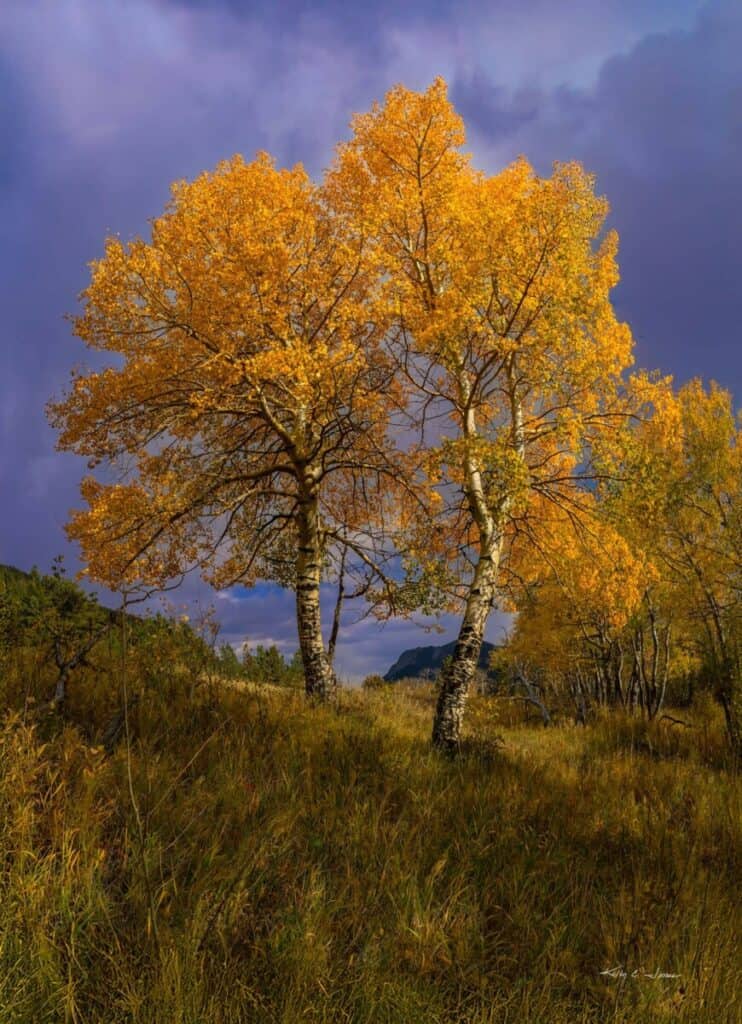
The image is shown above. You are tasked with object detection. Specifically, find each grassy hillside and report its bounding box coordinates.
[0,645,739,1023]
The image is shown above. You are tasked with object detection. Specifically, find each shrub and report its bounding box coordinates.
[362,673,389,690]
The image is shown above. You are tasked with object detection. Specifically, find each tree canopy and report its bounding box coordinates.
[51,153,402,699]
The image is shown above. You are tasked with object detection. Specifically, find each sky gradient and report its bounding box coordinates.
[1,0,739,678]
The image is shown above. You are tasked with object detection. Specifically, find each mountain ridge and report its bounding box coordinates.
[383,640,499,682]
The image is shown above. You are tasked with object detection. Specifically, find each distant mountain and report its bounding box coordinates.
[383,640,499,682]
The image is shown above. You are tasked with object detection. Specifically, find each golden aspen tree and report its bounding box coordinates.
[608,379,742,750]
[329,79,634,750]
[503,377,741,733]
[504,503,653,718]
[49,154,400,700]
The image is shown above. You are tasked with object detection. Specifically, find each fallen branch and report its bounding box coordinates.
[659,714,694,729]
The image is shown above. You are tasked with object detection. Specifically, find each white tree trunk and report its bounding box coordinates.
[432,537,500,752]
[431,361,521,752]
[296,494,336,701]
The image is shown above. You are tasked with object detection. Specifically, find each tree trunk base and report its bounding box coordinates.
[432,674,470,754]
[305,671,338,704]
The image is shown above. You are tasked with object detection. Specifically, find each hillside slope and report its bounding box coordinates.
[0,667,737,1024]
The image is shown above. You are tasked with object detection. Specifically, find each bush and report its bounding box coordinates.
[362,673,389,690]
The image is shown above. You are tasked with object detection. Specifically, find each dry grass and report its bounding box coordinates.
[0,664,739,1023]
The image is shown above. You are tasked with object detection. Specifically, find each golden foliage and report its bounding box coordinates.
[51,154,399,590]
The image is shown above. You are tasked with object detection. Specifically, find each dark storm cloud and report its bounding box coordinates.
[452,0,742,396]
[0,0,737,677]
[0,57,30,188]
[453,73,541,140]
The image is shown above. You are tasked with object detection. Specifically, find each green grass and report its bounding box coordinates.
[0,661,739,1023]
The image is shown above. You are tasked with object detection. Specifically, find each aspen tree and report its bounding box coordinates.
[50,155,399,699]
[330,80,634,749]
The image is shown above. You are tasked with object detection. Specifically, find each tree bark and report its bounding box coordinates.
[431,361,517,753]
[432,538,499,753]
[716,658,742,759]
[295,492,336,701]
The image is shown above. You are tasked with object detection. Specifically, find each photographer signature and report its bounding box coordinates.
[601,966,681,980]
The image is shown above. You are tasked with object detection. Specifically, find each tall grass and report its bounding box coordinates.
[0,660,739,1022]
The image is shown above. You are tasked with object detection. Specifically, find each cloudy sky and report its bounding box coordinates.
[1,0,739,678]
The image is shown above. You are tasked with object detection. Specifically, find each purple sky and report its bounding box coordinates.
[1,0,740,679]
